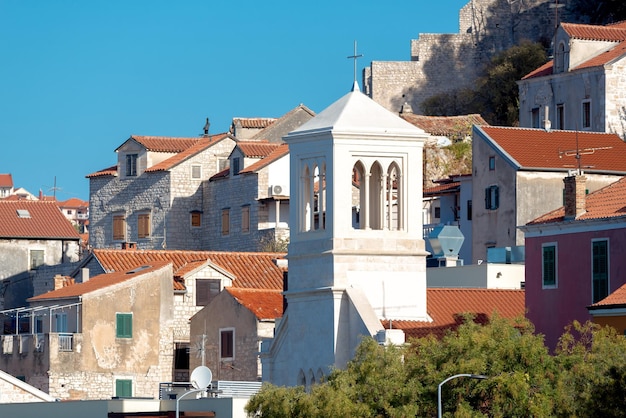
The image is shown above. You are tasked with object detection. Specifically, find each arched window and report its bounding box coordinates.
[301,165,312,232]
[555,42,565,73]
[297,369,306,387]
[386,162,402,230]
[369,162,383,230]
[352,161,366,229]
[314,161,326,230]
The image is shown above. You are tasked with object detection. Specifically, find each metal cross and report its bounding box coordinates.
[347,40,363,84]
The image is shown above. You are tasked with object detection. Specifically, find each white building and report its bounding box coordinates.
[261,83,430,386]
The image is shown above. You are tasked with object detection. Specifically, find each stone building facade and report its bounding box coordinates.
[365,0,578,115]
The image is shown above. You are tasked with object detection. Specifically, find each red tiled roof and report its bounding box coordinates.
[589,282,626,309]
[385,288,525,339]
[29,261,172,301]
[0,201,80,239]
[522,60,553,80]
[209,167,230,181]
[236,141,281,159]
[226,288,283,320]
[86,165,117,178]
[561,22,626,42]
[58,197,88,208]
[126,136,202,153]
[92,249,285,290]
[240,144,289,174]
[232,118,277,129]
[0,174,13,188]
[146,133,230,172]
[528,175,626,224]
[400,114,488,136]
[576,39,626,70]
[424,182,460,195]
[478,126,626,173]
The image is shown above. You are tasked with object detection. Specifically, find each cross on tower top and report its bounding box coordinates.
[347,40,363,87]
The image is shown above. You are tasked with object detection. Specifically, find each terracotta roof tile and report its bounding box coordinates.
[57,197,88,208]
[236,141,280,159]
[232,118,277,129]
[589,282,626,309]
[478,126,626,173]
[92,249,286,290]
[146,133,230,172]
[29,261,172,301]
[86,165,118,178]
[561,22,626,42]
[0,201,80,239]
[127,135,202,153]
[209,167,230,181]
[0,174,13,188]
[424,182,460,195]
[384,288,525,339]
[521,60,553,80]
[400,114,488,136]
[239,144,289,174]
[576,39,626,70]
[528,175,626,224]
[226,288,283,320]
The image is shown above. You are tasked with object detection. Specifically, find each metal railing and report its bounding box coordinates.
[58,333,73,352]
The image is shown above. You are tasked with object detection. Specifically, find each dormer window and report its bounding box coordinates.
[232,157,240,176]
[126,154,138,177]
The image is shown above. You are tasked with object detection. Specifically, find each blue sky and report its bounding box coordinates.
[1,0,467,200]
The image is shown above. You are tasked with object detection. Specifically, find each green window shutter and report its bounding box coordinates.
[542,246,556,286]
[115,379,132,397]
[116,313,132,338]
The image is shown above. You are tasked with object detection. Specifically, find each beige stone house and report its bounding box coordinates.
[518,21,626,137]
[190,287,283,382]
[0,262,174,400]
[87,133,237,251]
[471,125,626,264]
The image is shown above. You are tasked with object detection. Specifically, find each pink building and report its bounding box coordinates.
[522,175,626,349]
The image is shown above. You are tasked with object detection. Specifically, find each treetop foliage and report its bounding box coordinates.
[247,316,626,417]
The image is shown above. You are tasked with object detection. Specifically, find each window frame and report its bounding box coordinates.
[582,100,591,129]
[116,313,133,339]
[556,103,565,130]
[190,211,202,228]
[592,239,609,304]
[542,243,557,289]
[113,213,126,241]
[484,185,499,210]
[531,107,540,128]
[191,164,202,180]
[488,156,495,171]
[125,154,138,177]
[221,208,230,236]
[137,211,151,239]
[29,249,44,270]
[196,278,221,306]
[115,379,133,398]
[241,205,250,234]
[232,157,240,176]
[220,328,235,360]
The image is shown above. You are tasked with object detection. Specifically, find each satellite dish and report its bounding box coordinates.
[190,366,213,390]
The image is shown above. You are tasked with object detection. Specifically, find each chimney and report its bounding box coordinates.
[81,268,90,283]
[563,174,586,220]
[54,274,65,290]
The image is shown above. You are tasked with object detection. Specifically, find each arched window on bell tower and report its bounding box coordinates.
[386,162,402,231]
[369,162,384,230]
[300,158,327,233]
[301,164,312,232]
[352,161,366,229]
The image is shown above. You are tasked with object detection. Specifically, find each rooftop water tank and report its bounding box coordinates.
[428,225,464,258]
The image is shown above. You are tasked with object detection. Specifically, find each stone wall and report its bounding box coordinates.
[366,0,579,115]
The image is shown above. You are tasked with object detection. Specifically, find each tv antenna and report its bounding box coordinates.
[558,131,612,174]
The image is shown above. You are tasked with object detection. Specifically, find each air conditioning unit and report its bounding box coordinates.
[269,184,288,196]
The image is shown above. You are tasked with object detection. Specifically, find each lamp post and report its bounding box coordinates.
[437,373,488,418]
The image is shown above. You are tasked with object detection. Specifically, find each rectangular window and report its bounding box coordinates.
[485,185,499,210]
[55,313,68,333]
[116,313,132,338]
[137,212,151,239]
[434,206,441,219]
[30,250,44,270]
[221,208,230,236]
[489,156,495,171]
[542,244,557,288]
[241,206,250,233]
[115,379,132,398]
[220,329,234,359]
[592,240,609,303]
[531,107,540,128]
[232,157,240,175]
[196,279,221,306]
[191,165,202,179]
[126,154,138,177]
[467,200,472,220]
[190,211,202,227]
[556,104,564,130]
[582,101,591,129]
[113,214,126,241]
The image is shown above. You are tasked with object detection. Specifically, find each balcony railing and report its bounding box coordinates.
[58,333,73,352]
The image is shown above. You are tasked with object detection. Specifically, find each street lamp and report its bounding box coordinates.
[437,373,488,418]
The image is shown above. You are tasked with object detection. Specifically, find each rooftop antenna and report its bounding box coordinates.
[347,40,363,91]
[558,129,612,175]
[48,176,61,199]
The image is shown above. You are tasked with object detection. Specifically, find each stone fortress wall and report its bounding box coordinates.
[365,0,579,115]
